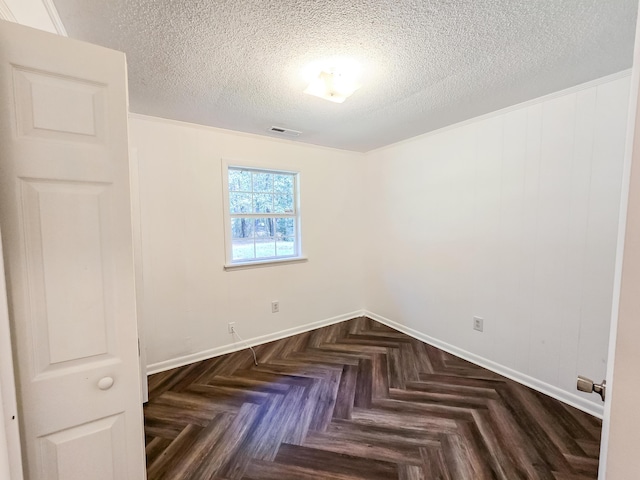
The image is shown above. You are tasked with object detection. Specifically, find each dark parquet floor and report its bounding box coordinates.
[144,317,602,480]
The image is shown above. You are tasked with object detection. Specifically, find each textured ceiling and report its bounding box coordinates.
[52,0,638,152]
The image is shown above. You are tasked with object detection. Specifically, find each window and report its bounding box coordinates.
[223,164,302,267]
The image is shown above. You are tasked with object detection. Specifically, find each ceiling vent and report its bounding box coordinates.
[269,126,302,137]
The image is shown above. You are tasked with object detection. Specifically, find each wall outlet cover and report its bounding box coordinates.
[473,316,484,332]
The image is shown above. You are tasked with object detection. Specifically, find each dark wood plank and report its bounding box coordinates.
[144,317,602,480]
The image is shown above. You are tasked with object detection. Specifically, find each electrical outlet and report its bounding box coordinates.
[228,322,235,334]
[473,316,484,332]
[271,301,279,313]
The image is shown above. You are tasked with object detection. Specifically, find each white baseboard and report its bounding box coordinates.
[146,310,365,375]
[148,308,603,418]
[364,310,604,419]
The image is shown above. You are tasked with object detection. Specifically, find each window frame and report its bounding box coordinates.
[222,159,305,270]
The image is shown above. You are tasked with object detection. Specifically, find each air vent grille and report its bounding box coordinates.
[269,126,302,137]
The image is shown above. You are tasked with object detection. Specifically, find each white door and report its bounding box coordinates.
[598,7,640,479]
[0,20,146,480]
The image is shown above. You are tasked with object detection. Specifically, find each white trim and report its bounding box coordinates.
[221,159,233,265]
[0,0,65,35]
[221,159,303,267]
[147,307,604,418]
[128,113,366,156]
[0,0,16,22]
[128,73,631,156]
[41,0,67,36]
[146,310,364,375]
[364,310,605,419]
[224,256,308,271]
[129,148,148,403]
[598,8,640,476]
[0,227,24,480]
[369,69,633,155]
[220,157,304,184]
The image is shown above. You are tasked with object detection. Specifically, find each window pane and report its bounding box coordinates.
[253,193,273,213]
[227,167,299,264]
[255,238,276,258]
[229,192,252,213]
[254,218,275,238]
[274,174,293,194]
[252,172,273,193]
[275,218,295,240]
[276,238,295,257]
[231,218,253,239]
[229,169,252,192]
[232,238,255,261]
[273,194,294,213]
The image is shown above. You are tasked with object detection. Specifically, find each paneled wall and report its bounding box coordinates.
[129,117,365,371]
[130,73,630,414]
[363,74,631,413]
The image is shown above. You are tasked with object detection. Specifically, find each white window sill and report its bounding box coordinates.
[224,256,308,271]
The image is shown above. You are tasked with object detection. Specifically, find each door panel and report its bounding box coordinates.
[39,414,126,480]
[20,179,113,372]
[13,67,106,141]
[0,20,146,479]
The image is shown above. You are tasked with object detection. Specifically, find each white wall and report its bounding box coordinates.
[363,73,631,414]
[4,0,632,418]
[132,74,631,415]
[129,116,365,371]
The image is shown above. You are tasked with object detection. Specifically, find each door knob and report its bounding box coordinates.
[577,375,606,401]
[97,376,114,390]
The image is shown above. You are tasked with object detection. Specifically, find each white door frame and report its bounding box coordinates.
[598,4,640,478]
[0,225,24,480]
[130,147,149,403]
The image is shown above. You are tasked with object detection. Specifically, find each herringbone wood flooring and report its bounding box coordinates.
[144,317,602,480]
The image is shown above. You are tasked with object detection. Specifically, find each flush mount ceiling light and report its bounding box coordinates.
[304,68,361,104]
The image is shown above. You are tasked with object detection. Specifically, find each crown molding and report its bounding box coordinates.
[0,0,67,36]
[370,68,633,155]
[42,0,66,36]
[0,0,17,22]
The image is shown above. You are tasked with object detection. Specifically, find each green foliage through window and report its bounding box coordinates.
[227,167,298,262]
